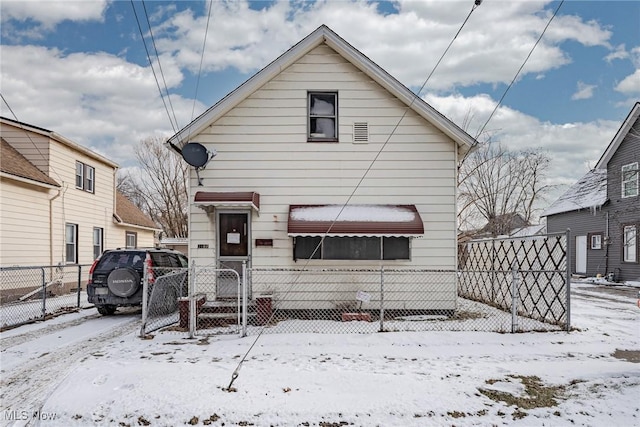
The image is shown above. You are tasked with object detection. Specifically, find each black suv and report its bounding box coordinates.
[87,248,188,315]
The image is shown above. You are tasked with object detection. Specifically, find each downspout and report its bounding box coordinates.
[604,211,610,275]
[49,186,63,266]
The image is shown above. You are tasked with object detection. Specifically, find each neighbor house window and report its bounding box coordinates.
[294,236,410,261]
[93,227,103,260]
[75,161,95,193]
[622,162,638,198]
[589,233,602,250]
[65,223,78,264]
[623,225,637,263]
[126,231,137,248]
[308,92,337,141]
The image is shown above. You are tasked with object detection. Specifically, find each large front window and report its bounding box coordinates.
[623,225,637,263]
[294,236,410,261]
[622,162,638,198]
[65,223,78,264]
[308,92,337,141]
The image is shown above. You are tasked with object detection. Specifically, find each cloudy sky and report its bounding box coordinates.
[1,0,639,202]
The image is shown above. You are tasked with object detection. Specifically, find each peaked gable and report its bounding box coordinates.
[595,102,640,169]
[168,25,475,153]
[0,137,60,187]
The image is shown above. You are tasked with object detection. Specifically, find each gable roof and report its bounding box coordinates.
[113,191,160,231]
[0,116,119,169]
[167,25,476,154]
[0,137,60,188]
[595,102,640,169]
[542,169,607,217]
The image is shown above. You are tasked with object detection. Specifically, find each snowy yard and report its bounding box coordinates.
[1,282,638,426]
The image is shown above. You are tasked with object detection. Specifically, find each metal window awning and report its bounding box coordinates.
[194,191,260,212]
[287,204,424,237]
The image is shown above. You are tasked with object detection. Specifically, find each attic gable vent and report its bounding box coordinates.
[353,122,369,143]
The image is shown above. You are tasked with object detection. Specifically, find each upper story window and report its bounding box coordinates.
[621,162,638,198]
[308,92,337,142]
[76,161,95,193]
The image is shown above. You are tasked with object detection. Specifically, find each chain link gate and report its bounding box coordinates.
[458,231,570,332]
[139,266,189,336]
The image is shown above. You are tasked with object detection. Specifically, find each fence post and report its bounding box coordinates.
[40,267,46,320]
[242,262,247,337]
[139,259,149,337]
[77,265,82,308]
[565,229,571,332]
[188,261,196,339]
[379,266,385,332]
[511,261,519,333]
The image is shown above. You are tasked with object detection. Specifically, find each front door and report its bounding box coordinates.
[217,211,250,298]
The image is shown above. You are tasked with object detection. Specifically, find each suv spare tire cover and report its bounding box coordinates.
[107,268,140,298]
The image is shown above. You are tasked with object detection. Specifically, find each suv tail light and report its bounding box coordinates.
[87,257,101,285]
[145,252,155,284]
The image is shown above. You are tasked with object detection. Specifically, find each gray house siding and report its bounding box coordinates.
[605,119,640,282]
[546,209,608,277]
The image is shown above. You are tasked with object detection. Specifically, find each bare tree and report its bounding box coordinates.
[117,137,188,238]
[458,143,553,236]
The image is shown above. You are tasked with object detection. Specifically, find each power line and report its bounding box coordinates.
[0,92,64,183]
[130,0,178,135]
[224,0,483,392]
[472,0,565,143]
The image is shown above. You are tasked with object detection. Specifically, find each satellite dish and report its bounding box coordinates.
[180,142,217,186]
[181,142,210,168]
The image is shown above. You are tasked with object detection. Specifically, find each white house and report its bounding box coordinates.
[167,26,475,309]
[0,117,159,271]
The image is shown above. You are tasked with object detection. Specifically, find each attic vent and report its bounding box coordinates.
[353,122,369,143]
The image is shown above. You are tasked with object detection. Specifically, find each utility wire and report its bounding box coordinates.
[130,0,178,135]
[141,0,180,134]
[187,0,214,143]
[224,0,483,392]
[472,0,565,144]
[0,92,64,183]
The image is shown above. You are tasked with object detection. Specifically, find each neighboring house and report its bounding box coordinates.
[160,237,188,255]
[167,26,475,309]
[475,213,531,238]
[0,117,159,272]
[543,102,639,282]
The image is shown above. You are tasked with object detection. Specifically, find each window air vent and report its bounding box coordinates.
[353,122,369,143]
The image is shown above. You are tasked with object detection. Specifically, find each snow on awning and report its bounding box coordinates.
[194,191,260,211]
[287,204,424,237]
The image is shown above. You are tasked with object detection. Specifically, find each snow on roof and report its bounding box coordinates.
[510,223,546,238]
[290,205,416,222]
[543,169,607,217]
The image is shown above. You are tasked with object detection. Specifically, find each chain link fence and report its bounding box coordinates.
[458,231,570,332]
[0,264,92,330]
[139,266,189,336]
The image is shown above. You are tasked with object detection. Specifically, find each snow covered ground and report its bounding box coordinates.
[1,282,638,427]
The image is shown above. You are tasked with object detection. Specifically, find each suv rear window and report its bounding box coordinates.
[96,251,146,271]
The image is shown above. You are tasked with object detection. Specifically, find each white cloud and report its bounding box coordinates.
[0,44,202,165]
[571,81,597,100]
[148,0,613,91]
[615,69,640,95]
[424,93,621,200]
[0,0,107,36]
[605,44,629,63]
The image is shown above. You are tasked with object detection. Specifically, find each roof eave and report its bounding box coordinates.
[0,171,61,189]
[595,102,640,169]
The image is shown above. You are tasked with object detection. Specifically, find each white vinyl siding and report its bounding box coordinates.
[189,45,458,274]
[621,162,638,198]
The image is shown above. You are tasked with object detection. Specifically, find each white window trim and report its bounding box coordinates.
[621,162,638,198]
[126,231,137,248]
[590,234,602,250]
[623,225,637,263]
[75,162,84,189]
[93,227,103,260]
[65,223,78,264]
[308,91,338,141]
[86,165,95,193]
